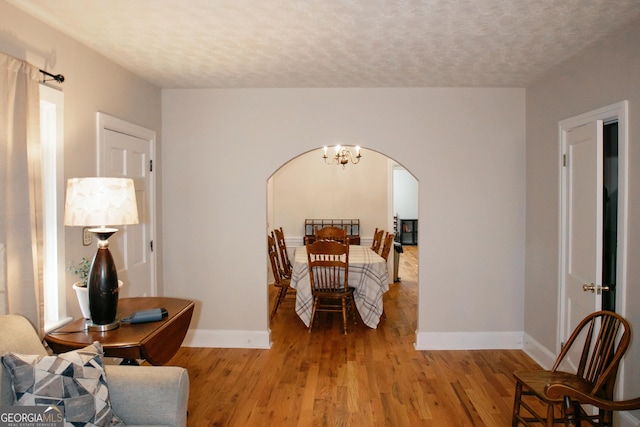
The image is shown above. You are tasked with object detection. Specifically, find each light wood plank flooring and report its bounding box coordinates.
[167,246,542,426]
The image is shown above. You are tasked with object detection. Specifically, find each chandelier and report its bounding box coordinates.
[323,145,362,168]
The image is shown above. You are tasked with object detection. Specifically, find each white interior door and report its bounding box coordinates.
[558,101,629,406]
[561,120,603,368]
[97,113,156,298]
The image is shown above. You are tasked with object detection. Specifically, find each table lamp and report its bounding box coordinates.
[64,177,139,331]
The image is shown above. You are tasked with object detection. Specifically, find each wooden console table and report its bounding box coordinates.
[45,297,194,365]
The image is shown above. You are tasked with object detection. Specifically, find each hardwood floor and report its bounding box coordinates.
[167,246,542,426]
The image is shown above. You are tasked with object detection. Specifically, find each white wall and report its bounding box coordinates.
[162,87,526,349]
[394,167,418,219]
[270,147,390,244]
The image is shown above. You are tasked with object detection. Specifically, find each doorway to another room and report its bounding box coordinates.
[266,147,419,337]
[602,122,617,312]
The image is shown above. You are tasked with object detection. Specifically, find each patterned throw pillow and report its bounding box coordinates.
[1,342,124,427]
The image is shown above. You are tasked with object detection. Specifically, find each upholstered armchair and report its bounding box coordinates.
[0,314,189,427]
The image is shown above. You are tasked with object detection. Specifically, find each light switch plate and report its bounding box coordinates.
[83,227,92,246]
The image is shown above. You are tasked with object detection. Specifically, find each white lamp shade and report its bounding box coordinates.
[64,177,139,227]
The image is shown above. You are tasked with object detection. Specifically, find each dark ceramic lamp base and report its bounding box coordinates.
[88,228,120,331]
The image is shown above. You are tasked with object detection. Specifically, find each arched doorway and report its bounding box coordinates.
[266,146,418,337]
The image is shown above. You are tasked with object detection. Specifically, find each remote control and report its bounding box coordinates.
[125,308,168,324]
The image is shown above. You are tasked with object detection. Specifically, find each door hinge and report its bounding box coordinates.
[149,159,153,172]
[562,154,567,167]
[150,240,154,252]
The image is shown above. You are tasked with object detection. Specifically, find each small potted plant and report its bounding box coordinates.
[67,258,125,319]
[67,258,92,318]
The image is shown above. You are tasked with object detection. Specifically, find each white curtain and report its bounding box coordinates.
[0,52,44,335]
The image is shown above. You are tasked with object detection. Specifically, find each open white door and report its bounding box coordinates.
[561,120,603,368]
[97,113,156,298]
[558,101,630,419]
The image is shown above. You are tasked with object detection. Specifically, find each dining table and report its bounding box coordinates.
[290,244,389,328]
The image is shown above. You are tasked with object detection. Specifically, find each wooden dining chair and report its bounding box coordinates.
[315,225,347,243]
[512,310,631,427]
[272,227,293,279]
[370,228,384,253]
[545,382,640,426]
[268,231,284,276]
[380,232,395,261]
[306,238,356,334]
[267,235,294,319]
[376,232,395,320]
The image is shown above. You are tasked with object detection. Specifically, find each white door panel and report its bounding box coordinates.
[563,120,603,370]
[98,113,155,299]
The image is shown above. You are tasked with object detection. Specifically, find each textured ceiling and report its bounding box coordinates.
[9,0,640,89]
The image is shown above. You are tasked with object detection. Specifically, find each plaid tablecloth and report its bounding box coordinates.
[290,245,389,328]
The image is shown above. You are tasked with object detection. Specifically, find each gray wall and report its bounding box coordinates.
[525,18,640,412]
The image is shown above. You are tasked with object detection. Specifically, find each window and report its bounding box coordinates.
[40,84,68,331]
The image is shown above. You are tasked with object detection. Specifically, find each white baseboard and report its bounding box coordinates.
[287,237,305,247]
[414,330,523,350]
[183,328,272,349]
[185,328,521,350]
[522,332,556,370]
[618,411,640,427]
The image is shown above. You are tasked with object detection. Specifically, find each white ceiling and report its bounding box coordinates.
[9,0,640,89]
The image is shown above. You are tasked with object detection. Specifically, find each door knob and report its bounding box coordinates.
[582,283,611,294]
